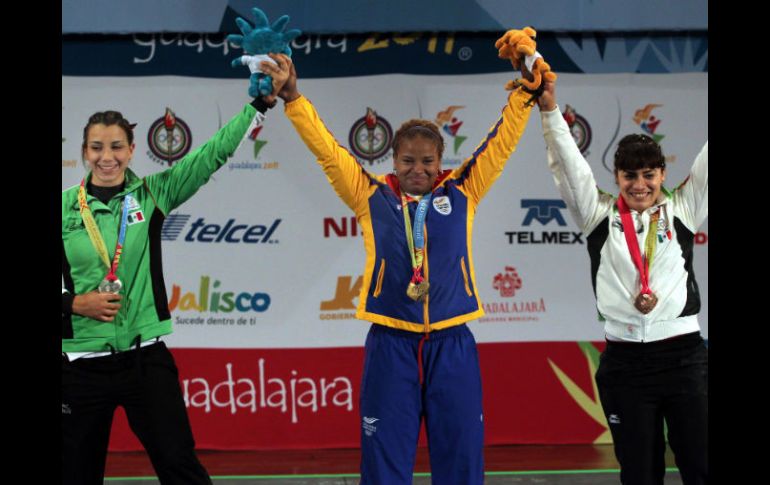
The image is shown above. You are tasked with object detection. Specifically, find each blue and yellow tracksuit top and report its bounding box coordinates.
[286,90,533,333]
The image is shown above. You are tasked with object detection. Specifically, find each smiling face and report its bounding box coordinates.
[613,133,667,211]
[391,120,445,196]
[615,167,667,212]
[83,124,135,187]
[393,136,442,195]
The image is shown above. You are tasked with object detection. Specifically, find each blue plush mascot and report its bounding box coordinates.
[228,7,302,97]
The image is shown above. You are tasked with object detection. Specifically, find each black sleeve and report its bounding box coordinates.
[62,292,74,316]
[250,96,276,113]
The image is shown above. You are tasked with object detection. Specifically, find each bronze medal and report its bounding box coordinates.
[617,197,663,317]
[634,291,657,314]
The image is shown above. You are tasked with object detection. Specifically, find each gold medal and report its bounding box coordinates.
[406,281,430,301]
[634,292,657,314]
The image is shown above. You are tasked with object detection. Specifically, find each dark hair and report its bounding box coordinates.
[392,120,445,159]
[613,134,665,173]
[82,110,136,149]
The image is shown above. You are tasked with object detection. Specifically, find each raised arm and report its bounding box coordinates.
[538,81,613,233]
[451,87,534,205]
[672,141,708,231]
[142,101,265,214]
[266,54,373,212]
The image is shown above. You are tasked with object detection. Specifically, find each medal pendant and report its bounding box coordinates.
[634,291,657,314]
[407,281,430,302]
[98,277,122,294]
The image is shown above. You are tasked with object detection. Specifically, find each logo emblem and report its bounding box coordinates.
[435,105,467,155]
[348,108,393,165]
[521,199,568,226]
[563,104,592,155]
[362,416,379,436]
[632,104,665,144]
[321,276,362,311]
[127,210,145,225]
[162,213,192,241]
[493,266,522,298]
[126,197,141,211]
[249,124,267,159]
[147,109,193,166]
[432,196,452,215]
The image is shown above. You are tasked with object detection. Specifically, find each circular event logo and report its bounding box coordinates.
[147,116,193,166]
[569,113,592,154]
[348,116,393,165]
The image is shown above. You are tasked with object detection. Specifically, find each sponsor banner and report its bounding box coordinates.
[62,33,707,78]
[64,72,707,346]
[162,214,281,244]
[108,341,609,450]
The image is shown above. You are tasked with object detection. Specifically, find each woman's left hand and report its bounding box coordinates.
[262,53,299,104]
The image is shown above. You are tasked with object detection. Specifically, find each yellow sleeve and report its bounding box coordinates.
[285,95,373,212]
[451,88,533,205]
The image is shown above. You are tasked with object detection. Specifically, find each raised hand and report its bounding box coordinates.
[261,53,300,103]
[537,81,557,112]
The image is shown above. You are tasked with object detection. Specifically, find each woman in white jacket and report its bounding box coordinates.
[537,81,707,485]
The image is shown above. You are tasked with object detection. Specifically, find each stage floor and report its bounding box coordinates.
[104,444,683,484]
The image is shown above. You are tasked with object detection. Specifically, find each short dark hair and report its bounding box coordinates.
[82,110,135,149]
[613,134,665,173]
[392,120,445,159]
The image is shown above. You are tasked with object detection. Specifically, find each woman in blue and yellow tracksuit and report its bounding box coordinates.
[265,53,534,484]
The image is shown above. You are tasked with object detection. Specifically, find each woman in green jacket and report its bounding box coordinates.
[61,93,275,484]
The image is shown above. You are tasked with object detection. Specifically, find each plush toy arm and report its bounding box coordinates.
[515,55,558,95]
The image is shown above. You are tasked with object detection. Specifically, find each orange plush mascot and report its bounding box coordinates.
[495,26,557,105]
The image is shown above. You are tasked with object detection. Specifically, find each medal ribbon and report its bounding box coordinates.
[616,197,659,295]
[401,194,432,284]
[644,210,660,269]
[78,179,132,282]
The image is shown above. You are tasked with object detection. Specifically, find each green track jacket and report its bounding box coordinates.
[62,104,260,352]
